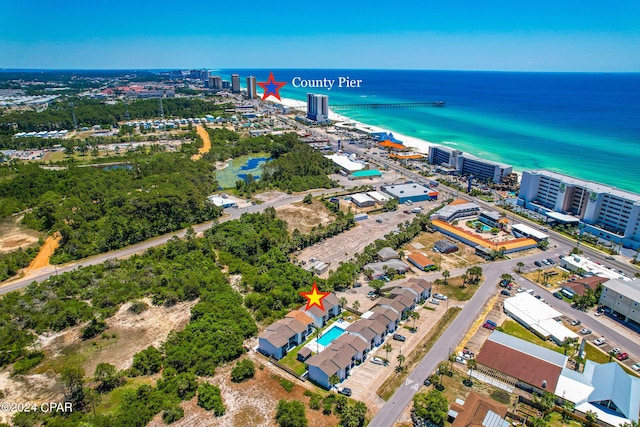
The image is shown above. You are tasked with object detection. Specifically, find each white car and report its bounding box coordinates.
[433,293,448,301]
[429,298,440,305]
[594,337,606,346]
[371,357,385,365]
[631,363,640,372]
[611,348,621,355]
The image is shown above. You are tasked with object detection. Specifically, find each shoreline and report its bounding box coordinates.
[269,96,534,177]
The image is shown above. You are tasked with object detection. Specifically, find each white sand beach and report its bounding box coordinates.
[268,97,435,154]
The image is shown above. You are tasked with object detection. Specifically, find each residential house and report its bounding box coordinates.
[346,318,385,349]
[306,293,341,328]
[377,247,400,261]
[369,306,401,334]
[406,252,437,271]
[448,391,509,427]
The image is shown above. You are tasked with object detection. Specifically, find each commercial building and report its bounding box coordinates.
[433,240,458,254]
[560,276,608,298]
[448,392,509,427]
[351,193,376,208]
[559,255,629,281]
[430,200,480,222]
[406,252,436,271]
[367,191,390,205]
[246,76,257,99]
[231,74,240,93]
[511,223,549,242]
[518,170,640,249]
[207,195,237,208]
[476,331,640,426]
[325,153,365,173]
[307,93,329,122]
[208,75,222,90]
[363,259,410,280]
[598,278,640,327]
[380,182,437,204]
[428,145,513,183]
[503,293,578,344]
[376,247,400,261]
[350,169,382,180]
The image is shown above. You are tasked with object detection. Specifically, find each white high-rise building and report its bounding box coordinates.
[246,76,257,99]
[307,93,328,122]
[518,170,640,249]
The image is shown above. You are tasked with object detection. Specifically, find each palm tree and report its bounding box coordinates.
[397,354,406,370]
[442,270,450,285]
[516,262,524,273]
[382,343,393,363]
[409,311,420,331]
[339,297,347,308]
[500,273,513,285]
[465,359,477,386]
[352,300,360,311]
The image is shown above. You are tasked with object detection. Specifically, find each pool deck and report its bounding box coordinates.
[305,318,351,353]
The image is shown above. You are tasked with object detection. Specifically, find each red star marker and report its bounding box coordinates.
[300,282,330,312]
[257,72,286,101]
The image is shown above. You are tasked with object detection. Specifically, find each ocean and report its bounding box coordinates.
[220,69,640,192]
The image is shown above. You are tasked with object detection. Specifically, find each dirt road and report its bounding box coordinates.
[191,125,211,160]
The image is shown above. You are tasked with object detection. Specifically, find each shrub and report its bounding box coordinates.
[162,406,184,424]
[197,383,226,416]
[129,301,149,314]
[80,318,107,340]
[12,351,45,375]
[231,359,255,383]
[279,378,294,392]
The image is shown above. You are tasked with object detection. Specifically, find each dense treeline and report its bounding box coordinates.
[0,153,221,262]
[203,129,338,193]
[0,97,232,144]
[2,234,255,426]
[0,246,39,282]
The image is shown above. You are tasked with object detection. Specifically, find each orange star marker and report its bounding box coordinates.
[300,282,330,312]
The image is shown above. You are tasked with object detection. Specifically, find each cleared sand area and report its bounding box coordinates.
[25,232,61,271]
[191,125,211,160]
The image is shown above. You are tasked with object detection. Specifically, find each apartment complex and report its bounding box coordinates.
[598,278,640,327]
[518,170,640,249]
[307,93,329,122]
[428,145,513,183]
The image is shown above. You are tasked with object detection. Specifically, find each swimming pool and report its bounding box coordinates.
[472,221,492,232]
[317,325,346,347]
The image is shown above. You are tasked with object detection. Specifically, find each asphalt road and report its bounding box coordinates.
[369,257,522,427]
[0,190,336,295]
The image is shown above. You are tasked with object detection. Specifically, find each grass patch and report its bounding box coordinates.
[546,410,584,427]
[96,377,155,415]
[278,343,309,376]
[434,276,482,301]
[499,320,563,354]
[491,389,511,405]
[33,334,119,375]
[377,307,461,401]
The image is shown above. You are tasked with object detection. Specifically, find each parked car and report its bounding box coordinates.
[541,259,550,266]
[579,328,592,335]
[570,319,581,326]
[617,353,629,361]
[611,348,621,355]
[483,322,496,330]
[339,387,352,396]
[535,295,542,300]
[547,258,555,265]
[500,290,511,296]
[631,363,640,372]
[376,219,383,223]
[517,288,526,293]
[433,293,448,301]
[354,282,362,288]
[393,334,406,342]
[594,337,606,346]
[553,292,563,299]
[454,356,467,364]
[485,319,497,327]
[605,256,615,260]
[371,357,385,365]
[534,261,542,267]
[594,310,604,317]
[429,298,440,305]
[423,378,432,386]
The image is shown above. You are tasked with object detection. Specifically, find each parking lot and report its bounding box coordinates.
[338,302,454,412]
[297,199,440,276]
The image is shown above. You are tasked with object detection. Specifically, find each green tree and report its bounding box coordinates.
[94,363,122,393]
[397,354,406,370]
[409,310,420,331]
[329,374,341,389]
[442,270,450,285]
[376,343,389,364]
[536,391,556,412]
[516,262,525,273]
[413,389,448,426]
[340,401,368,427]
[303,194,313,204]
[132,346,163,376]
[352,300,360,311]
[275,400,308,427]
[231,359,255,383]
[61,366,85,412]
[197,383,226,416]
[466,359,477,384]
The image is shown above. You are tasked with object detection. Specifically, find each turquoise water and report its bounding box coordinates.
[472,221,492,232]
[317,325,345,347]
[222,70,640,192]
[215,154,270,189]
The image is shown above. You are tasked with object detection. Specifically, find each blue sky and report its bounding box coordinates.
[1,0,639,71]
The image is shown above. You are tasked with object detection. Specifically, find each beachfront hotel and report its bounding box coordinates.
[231,74,240,93]
[246,75,257,99]
[427,145,513,184]
[518,170,640,249]
[307,93,329,122]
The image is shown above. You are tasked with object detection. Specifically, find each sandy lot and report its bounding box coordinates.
[25,232,61,271]
[276,200,335,234]
[191,125,211,161]
[0,216,40,254]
